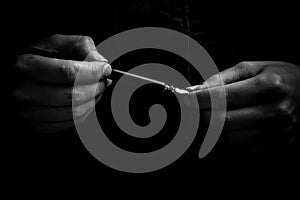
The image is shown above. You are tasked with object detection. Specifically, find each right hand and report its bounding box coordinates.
[12,34,112,133]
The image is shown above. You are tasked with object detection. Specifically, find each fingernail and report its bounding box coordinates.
[106,79,112,87]
[186,85,200,91]
[186,84,206,91]
[102,63,112,76]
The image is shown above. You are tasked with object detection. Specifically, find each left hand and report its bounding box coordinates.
[187,61,300,156]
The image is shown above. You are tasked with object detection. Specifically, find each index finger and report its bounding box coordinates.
[189,74,281,109]
[33,34,106,61]
[15,54,112,84]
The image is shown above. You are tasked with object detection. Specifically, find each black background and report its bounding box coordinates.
[2,0,299,194]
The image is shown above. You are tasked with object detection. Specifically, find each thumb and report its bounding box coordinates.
[186,61,265,91]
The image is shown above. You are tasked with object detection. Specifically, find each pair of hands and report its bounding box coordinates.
[12,34,300,154]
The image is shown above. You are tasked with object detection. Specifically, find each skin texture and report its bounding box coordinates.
[12,34,112,133]
[187,61,300,156]
[12,35,300,156]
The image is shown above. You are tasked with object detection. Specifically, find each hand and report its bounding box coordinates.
[12,34,112,133]
[187,61,300,157]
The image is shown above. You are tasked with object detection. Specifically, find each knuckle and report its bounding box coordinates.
[206,74,220,84]
[270,73,283,88]
[78,35,94,48]
[71,88,84,103]
[15,54,30,72]
[73,102,93,118]
[262,73,285,93]
[60,61,77,81]
[88,62,102,80]
[50,34,62,40]
[75,36,96,59]
[82,35,93,43]
[233,62,252,79]
[237,61,248,67]
[72,106,81,118]
[47,34,63,43]
[237,61,252,69]
[234,62,245,72]
[277,102,294,123]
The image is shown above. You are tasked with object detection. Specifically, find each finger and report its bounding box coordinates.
[186,61,274,92]
[189,73,284,109]
[33,34,106,61]
[224,126,293,147]
[17,98,97,123]
[201,104,292,131]
[34,108,94,134]
[14,79,112,106]
[15,54,112,84]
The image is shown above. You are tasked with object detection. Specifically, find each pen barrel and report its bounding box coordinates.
[112,69,166,86]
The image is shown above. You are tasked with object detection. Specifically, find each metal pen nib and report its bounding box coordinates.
[112,69,189,94]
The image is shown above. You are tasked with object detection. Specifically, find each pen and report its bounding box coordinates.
[111,69,189,94]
